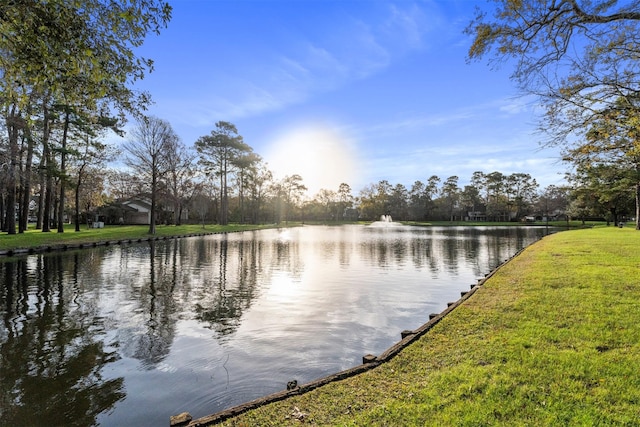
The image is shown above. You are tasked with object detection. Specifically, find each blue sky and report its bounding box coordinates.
[124,0,567,197]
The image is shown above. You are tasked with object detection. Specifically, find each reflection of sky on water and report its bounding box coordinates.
[0,225,549,426]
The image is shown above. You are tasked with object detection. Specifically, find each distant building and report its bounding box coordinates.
[97,198,188,225]
[97,198,151,225]
[121,199,152,224]
[466,211,487,221]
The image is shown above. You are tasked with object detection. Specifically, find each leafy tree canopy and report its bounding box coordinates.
[0,0,172,114]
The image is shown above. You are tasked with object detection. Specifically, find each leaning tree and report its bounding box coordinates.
[467,0,640,229]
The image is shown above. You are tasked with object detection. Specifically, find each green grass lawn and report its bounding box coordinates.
[0,223,283,252]
[207,226,640,426]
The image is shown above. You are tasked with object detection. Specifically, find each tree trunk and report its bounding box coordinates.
[4,180,16,234]
[75,168,84,232]
[4,108,20,234]
[41,102,53,232]
[19,123,35,233]
[52,189,59,228]
[635,182,640,231]
[0,194,5,231]
[221,149,229,225]
[149,166,157,235]
[239,171,245,224]
[609,207,618,227]
[219,168,226,225]
[36,171,45,229]
[57,111,70,233]
[42,155,53,232]
[175,201,182,226]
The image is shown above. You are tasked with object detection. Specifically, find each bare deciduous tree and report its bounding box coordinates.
[122,116,178,234]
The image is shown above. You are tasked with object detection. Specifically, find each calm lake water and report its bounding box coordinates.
[0,225,551,426]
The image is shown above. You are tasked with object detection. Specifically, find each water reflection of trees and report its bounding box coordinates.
[130,240,182,367]
[0,254,124,427]
[193,237,246,337]
[191,233,298,339]
[358,227,545,278]
[95,234,277,353]
[0,233,304,425]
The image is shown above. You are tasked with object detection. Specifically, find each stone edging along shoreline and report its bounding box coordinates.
[174,240,538,427]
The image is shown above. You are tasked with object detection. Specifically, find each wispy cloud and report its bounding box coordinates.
[355,95,536,140]
[383,3,431,49]
[362,110,478,136]
[178,2,440,125]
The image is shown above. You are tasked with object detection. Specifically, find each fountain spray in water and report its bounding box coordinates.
[370,214,400,227]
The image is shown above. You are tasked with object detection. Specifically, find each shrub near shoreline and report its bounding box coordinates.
[211,227,640,426]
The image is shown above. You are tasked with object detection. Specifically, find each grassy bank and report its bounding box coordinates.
[0,223,284,252]
[208,227,640,426]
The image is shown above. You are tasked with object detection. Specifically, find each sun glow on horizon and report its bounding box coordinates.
[264,122,358,197]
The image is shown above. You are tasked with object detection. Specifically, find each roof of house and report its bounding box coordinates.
[122,198,152,212]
